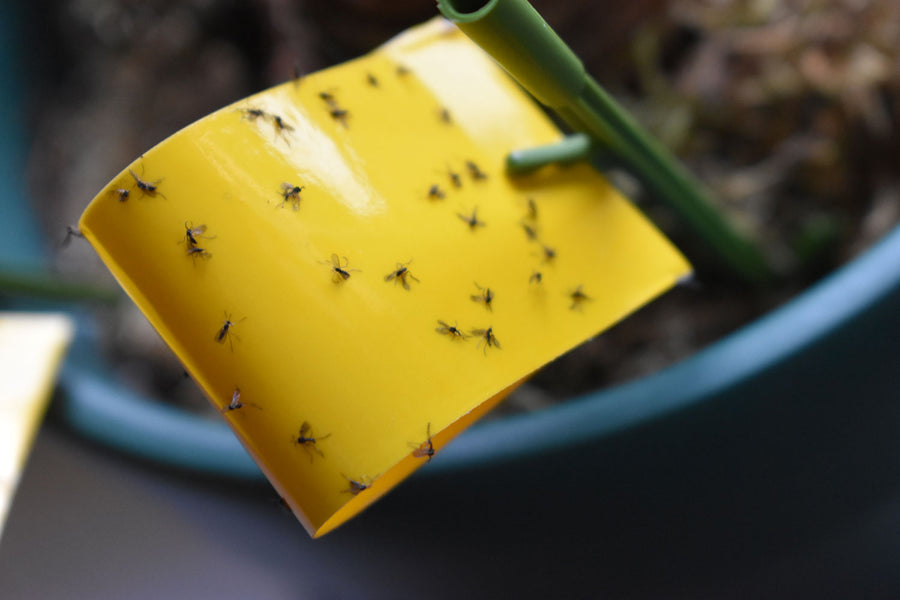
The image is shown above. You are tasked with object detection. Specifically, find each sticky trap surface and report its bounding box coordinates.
[0,313,73,542]
[79,18,691,537]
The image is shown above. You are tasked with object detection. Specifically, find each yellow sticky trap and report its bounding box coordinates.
[79,18,690,537]
[0,313,74,542]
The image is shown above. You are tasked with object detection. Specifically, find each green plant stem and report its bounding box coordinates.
[438,0,772,284]
[0,267,120,304]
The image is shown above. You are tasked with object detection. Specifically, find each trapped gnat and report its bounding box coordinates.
[465,160,488,180]
[384,260,420,290]
[129,167,167,199]
[215,312,244,350]
[428,184,446,201]
[112,188,130,202]
[61,226,85,248]
[521,222,538,241]
[471,326,501,354]
[221,386,260,413]
[240,107,268,121]
[457,207,485,231]
[329,107,350,128]
[293,421,331,462]
[436,320,469,340]
[186,246,211,260]
[569,285,591,310]
[341,474,371,496]
[366,72,379,87]
[470,283,494,311]
[325,254,358,283]
[184,221,214,248]
[279,183,305,210]
[529,270,543,285]
[411,423,435,462]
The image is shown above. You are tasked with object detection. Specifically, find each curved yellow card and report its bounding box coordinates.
[79,18,690,537]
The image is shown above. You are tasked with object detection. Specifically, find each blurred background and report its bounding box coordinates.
[2,0,900,598]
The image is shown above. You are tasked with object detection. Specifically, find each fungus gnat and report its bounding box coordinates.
[465,160,488,180]
[329,107,349,128]
[436,320,469,340]
[457,207,485,231]
[279,182,305,210]
[184,221,214,248]
[542,244,557,262]
[569,285,591,310]
[325,254,358,283]
[215,312,244,350]
[241,107,267,120]
[384,260,420,290]
[293,421,331,462]
[396,64,411,76]
[366,72,379,87]
[61,226,85,247]
[521,222,538,241]
[113,188,130,202]
[412,423,435,462]
[428,184,445,201]
[221,386,260,413]
[471,326,501,354]
[529,270,543,285]
[447,167,462,189]
[470,283,494,311]
[526,197,538,220]
[273,114,294,133]
[342,474,370,496]
[439,108,452,124]
[129,168,167,199]
[187,246,211,260]
[318,90,338,107]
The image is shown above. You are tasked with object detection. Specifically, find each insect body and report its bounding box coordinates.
[569,285,592,310]
[465,160,488,180]
[326,254,358,282]
[529,270,543,285]
[221,387,260,413]
[279,183,305,209]
[436,320,468,340]
[366,72,379,87]
[447,167,462,189]
[439,108,452,124]
[187,246,211,260]
[293,421,331,462]
[129,168,166,199]
[384,260,420,290]
[427,184,445,201]
[471,326,501,354]
[342,474,370,496]
[526,197,538,220]
[113,188,130,202]
[542,244,557,262]
[521,222,538,241]
[184,221,213,248]
[61,226,85,247]
[215,312,244,349]
[457,207,485,231]
[412,423,435,462]
[329,107,350,128]
[470,283,494,311]
[241,107,267,120]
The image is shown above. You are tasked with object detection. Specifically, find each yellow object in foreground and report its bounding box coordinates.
[0,313,74,542]
[79,18,691,537]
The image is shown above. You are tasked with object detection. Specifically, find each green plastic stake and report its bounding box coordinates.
[438,0,771,284]
[506,133,592,175]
